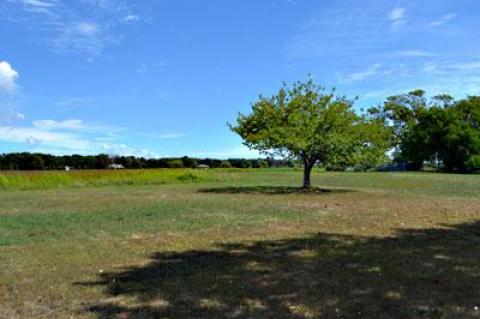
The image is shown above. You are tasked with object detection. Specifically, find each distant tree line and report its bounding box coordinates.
[0,153,296,171]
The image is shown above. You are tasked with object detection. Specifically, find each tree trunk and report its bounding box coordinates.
[303,158,314,189]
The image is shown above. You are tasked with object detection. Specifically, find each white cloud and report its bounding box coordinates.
[0,125,94,151]
[422,59,480,74]
[50,21,121,55]
[157,133,185,139]
[136,61,167,74]
[191,146,262,159]
[17,0,58,13]
[389,7,405,21]
[138,132,186,139]
[394,50,436,58]
[123,14,140,23]
[97,142,159,157]
[33,119,85,130]
[0,110,26,125]
[20,0,57,7]
[451,61,480,71]
[342,63,382,83]
[388,7,406,28]
[0,61,19,94]
[76,22,99,36]
[56,97,92,108]
[5,0,138,56]
[422,61,442,74]
[0,118,157,156]
[100,142,135,156]
[32,118,126,133]
[429,13,456,27]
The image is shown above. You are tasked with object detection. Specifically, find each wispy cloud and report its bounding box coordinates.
[388,7,406,28]
[136,61,166,74]
[0,61,19,94]
[138,132,186,140]
[21,0,57,6]
[49,21,122,55]
[342,63,383,83]
[31,119,112,131]
[56,97,93,108]
[393,50,436,58]
[285,3,396,59]
[422,59,480,74]
[157,133,185,139]
[429,13,456,27]
[16,0,58,14]
[4,0,141,56]
[123,14,140,23]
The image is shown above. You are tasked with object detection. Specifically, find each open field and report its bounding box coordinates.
[1,169,480,318]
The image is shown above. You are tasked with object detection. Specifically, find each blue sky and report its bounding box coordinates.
[0,0,479,158]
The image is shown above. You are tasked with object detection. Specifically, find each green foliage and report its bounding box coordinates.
[181,156,199,168]
[168,160,184,168]
[230,79,391,186]
[176,171,201,182]
[95,154,111,169]
[220,161,233,168]
[0,153,295,170]
[378,92,480,172]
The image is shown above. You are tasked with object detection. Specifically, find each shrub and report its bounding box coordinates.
[220,161,233,168]
[176,172,201,182]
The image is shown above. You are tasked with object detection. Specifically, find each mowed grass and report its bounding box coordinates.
[0,169,479,318]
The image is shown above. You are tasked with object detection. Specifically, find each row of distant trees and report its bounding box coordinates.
[0,153,295,171]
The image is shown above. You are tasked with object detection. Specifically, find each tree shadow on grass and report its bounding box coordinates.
[199,186,354,195]
[78,220,480,318]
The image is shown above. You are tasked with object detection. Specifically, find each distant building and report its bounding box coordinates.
[108,163,125,170]
[197,164,210,169]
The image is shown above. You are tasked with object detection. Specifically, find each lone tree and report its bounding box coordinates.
[230,80,391,188]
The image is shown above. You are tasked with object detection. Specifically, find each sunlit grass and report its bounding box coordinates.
[0,169,479,318]
[0,169,212,190]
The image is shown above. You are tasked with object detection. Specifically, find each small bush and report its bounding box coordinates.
[176,172,201,182]
[220,161,233,168]
[0,175,9,189]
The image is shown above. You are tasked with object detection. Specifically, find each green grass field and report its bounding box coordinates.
[1,169,479,318]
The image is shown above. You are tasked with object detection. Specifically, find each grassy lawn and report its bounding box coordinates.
[0,169,479,318]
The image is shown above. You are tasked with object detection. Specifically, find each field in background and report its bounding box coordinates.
[1,169,479,318]
[0,168,217,190]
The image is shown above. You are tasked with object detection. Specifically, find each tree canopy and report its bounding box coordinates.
[373,90,480,172]
[230,80,391,187]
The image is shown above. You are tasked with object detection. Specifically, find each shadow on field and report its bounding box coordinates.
[80,221,480,319]
[199,186,354,195]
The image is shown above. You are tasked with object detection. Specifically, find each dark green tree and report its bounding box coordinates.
[377,92,480,172]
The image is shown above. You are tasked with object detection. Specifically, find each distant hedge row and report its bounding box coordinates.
[0,153,296,170]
